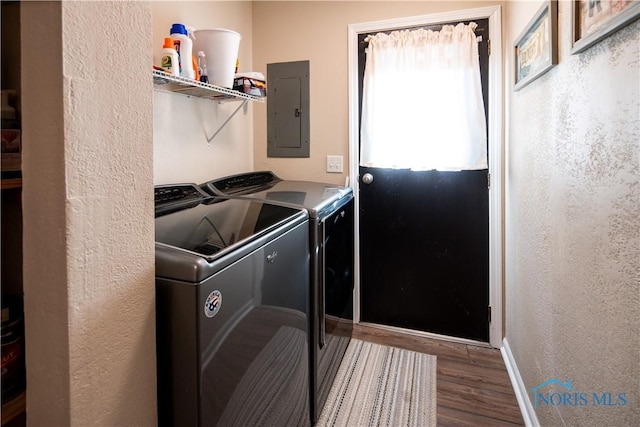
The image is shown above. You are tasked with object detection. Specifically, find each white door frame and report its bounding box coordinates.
[347,5,503,348]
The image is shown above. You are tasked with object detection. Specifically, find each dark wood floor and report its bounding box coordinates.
[353,323,524,426]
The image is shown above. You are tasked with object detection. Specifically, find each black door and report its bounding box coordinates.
[358,19,490,342]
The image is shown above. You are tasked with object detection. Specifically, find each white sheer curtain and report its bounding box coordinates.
[360,23,487,171]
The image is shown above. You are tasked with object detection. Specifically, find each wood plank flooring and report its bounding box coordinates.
[353,323,524,426]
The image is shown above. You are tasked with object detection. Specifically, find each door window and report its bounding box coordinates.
[361,23,487,171]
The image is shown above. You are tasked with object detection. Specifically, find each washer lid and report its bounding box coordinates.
[250,180,351,215]
[155,198,306,260]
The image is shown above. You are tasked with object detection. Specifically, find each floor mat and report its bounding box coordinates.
[317,339,437,427]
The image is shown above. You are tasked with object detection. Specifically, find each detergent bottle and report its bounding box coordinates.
[160,38,179,76]
[170,23,195,80]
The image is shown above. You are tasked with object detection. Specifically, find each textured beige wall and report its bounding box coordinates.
[252,1,501,185]
[21,1,156,424]
[505,1,639,425]
[152,1,255,185]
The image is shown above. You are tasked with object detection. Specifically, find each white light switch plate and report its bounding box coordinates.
[326,155,343,173]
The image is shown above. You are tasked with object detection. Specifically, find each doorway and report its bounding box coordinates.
[347,6,503,347]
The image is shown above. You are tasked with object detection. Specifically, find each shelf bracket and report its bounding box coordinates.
[206,100,248,146]
[152,70,263,147]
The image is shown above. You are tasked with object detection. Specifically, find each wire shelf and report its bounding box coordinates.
[152,69,264,103]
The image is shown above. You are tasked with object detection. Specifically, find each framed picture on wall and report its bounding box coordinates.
[514,1,558,91]
[571,0,640,54]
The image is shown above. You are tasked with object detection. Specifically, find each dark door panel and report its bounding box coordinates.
[359,168,489,341]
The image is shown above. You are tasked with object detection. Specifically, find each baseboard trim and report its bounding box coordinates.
[500,338,540,427]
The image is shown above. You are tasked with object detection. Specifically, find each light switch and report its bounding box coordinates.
[326,155,343,173]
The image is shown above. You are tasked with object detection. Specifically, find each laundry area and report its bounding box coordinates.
[7,1,639,426]
[152,4,357,425]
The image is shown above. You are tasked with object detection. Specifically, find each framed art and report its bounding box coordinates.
[571,0,640,54]
[514,1,558,91]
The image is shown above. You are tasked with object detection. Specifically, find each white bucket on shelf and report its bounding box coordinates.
[193,29,241,89]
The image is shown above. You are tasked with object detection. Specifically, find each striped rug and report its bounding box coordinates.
[317,339,437,427]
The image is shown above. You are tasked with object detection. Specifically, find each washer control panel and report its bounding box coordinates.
[154,184,212,216]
